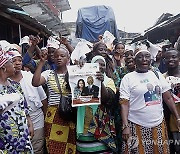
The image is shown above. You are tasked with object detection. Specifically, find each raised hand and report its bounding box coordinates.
[29,34,43,46]
[39,50,48,62]
[95,71,104,82]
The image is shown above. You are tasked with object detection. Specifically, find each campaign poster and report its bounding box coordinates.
[67,63,101,107]
[166,76,180,103]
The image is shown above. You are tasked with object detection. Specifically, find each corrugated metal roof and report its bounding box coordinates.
[7,7,53,35]
[131,13,180,43]
[0,0,23,11]
[144,13,180,34]
[15,0,71,35]
[0,0,53,36]
[51,0,71,12]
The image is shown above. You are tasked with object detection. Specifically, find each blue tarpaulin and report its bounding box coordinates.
[75,5,119,42]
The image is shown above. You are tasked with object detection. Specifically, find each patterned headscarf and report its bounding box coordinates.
[0,50,8,68]
[7,50,22,59]
[0,41,21,67]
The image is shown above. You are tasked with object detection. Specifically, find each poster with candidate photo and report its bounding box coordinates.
[67,63,101,107]
[166,76,180,103]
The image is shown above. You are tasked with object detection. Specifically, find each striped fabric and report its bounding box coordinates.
[0,50,8,68]
[41,70,70,106]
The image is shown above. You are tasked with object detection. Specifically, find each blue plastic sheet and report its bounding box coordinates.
[75,5,119,42]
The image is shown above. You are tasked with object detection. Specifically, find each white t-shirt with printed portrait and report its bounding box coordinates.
[120,70,171,128]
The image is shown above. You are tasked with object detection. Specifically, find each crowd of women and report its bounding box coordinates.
[0,34,179,154]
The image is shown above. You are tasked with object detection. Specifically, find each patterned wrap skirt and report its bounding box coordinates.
[122,119,170,154]
[45,105,76,154]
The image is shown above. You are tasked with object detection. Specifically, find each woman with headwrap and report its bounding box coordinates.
[76,55,117,153]
[9,50,47,154]
[119,49,180,153]
[85,42,115,78]
[0,49,34,153]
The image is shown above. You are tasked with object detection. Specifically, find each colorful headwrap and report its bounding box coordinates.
[7,50,22,59]
[0,50,8,68]
[0,40,22,67]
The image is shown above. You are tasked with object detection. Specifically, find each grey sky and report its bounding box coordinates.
[62,0,179,33]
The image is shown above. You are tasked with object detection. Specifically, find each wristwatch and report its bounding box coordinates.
[122,123,130,130]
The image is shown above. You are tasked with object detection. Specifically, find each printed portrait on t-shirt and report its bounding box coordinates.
[153,85,161,100]
[144,83,161,106]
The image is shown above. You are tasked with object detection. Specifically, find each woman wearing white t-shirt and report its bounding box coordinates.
[119,49,180,153]
[10,50,47,154]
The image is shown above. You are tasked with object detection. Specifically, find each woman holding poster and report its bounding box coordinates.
[76,55,117,153]
[85,42,115,78]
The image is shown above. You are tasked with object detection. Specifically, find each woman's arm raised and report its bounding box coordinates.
[32,59,46,87]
